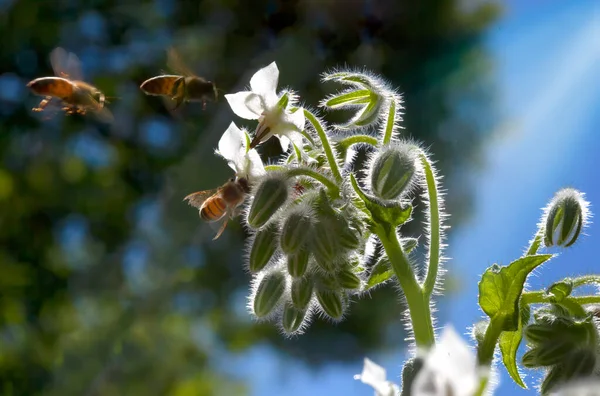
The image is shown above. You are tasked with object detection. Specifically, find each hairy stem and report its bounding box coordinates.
[477,316,504,366]
[521,291,600,306]
[382,97,397,145]
[420,152,442,299]
[377,226,435,348]
[336,134,379,150]
[526,229,544,256]
[304,109,343,183]
[573,275,600,288]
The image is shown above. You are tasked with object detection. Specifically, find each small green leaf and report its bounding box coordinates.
[325,89,371,108]
[244,130,252,153]
[499,304,530,389]
[276,92,290,110]
[366,257,394,290]
[479,254,552,331]
[350,173,412,230]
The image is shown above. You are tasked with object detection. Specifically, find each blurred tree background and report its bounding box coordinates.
[0,0,501,394]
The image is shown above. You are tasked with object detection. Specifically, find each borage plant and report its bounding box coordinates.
[192,61,599,395]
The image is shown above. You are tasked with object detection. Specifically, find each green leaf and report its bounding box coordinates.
[325,89,371,108]
[292,143,303,165]
[479,254,552,331]
[276,92,290,109]
[350,173,412,230]
[352,93,382,127]
[243,130,252,153]
[499,304,531,389]
[366,257,394,290]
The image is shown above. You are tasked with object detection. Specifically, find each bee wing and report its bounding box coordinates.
[140,75,182,96]
[92,105,114,123]
[50,47,84,81]
[167,47,199,79]
[183,189,218,209]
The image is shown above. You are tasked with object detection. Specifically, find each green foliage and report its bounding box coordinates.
[499,305,530,388]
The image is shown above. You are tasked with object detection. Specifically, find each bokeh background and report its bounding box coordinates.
[1,0,599,395]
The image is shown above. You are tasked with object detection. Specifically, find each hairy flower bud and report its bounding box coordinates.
[282,302,306,334]
[369,144,417,200]
[287,250,310,278]
[543,188,590,248]
[563,348,596,380]
[280,210,313,254]
[249,224,278,273]
[521,348,541,368]
[247,176,289,229]
[336,267,361,290]
[540,365,564,395]
[534,341,574,366]
[311,220,340,271]
[291,277,313,310]
[253,272,286,318]
[547,280,573,302]
[316,289,344,320]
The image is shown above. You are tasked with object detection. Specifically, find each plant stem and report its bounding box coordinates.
[336,134,379,150]
[573,275,600,288]
[525,229,543,256]
[382,96,397,145]
[304,109,343,183]
[521,291,600,306]
[477,316,504,366]
[420,152,442,299]
[377,226,435,348]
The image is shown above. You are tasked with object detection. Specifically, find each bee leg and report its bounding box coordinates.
[32,97,52,112]
[212,217,229,240]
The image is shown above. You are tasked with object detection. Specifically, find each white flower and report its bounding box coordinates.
[225,62,305,152]
[550,378,600,396]
[216,122,266,181]
[354,357,400,396]
[411,325,493,396]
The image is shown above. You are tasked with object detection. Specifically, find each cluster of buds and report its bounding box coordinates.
[522,304,599,394]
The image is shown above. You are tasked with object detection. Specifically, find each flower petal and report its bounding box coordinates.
[250,62,279,107]
[225,92,263,120]
[283,107,306,131]
[278,135,290,152]
[217,122,245,163]
[354,358,397,396]
[245,149,266,180]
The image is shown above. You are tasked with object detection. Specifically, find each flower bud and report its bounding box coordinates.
[535,340,574,366]
[521,348,541,368]
[247,176,289,229]
[547,280,573,302]
[370,144,417,200]
[287,250,310,278]
[525,324,559,345]
[316,289,344,320]
[280,211,313,254]
[253,272,286,318]
[543,188,590,248]
[291,277,313,310]
[336,267,361,290]
[249,224,278,273]
[563,348,596,380]
[282,302,306,334]
[540,365,564,395]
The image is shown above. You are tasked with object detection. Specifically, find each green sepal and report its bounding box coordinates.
[499,304,530,388]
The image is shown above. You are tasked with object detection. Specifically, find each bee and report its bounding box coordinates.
[184,177,250,240]
[140,48,218,110]
[26,47,112,122]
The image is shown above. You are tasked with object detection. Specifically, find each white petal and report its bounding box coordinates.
[250,62,279,107]
[354,358,397,396]
[278,135,290,152]
[245,149,266,180]
[225,91,263,120]
[217,122,245,163]
[551,379,600,396]
[283,107,306,131]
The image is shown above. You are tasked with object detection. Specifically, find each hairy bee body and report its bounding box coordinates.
[26,48,111,121]
[184,178,250,239]
[140,48,218,110]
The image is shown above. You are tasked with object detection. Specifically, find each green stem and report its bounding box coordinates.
[525,229,544,256]
[572,275,600,288]
[477,316,504,366]
[420,152,441,299]
[377,226,435,348]
[304,109,343,183]
[382,97,397,145]
[336,134,379,150]
[299,129,316,146]
[522,291,600,306]
[264,165,284,172]
[285,167,340,198]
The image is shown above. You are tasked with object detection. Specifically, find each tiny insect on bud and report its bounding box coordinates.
[280,211,313,254]
[253,272,286,318]
[249,224,279,273]
[543,188,590,248]
[287,250,310,278]
[370,144,417,200]
[282,302,307,334]
[291,277,314,310]
[316,289,344,320]
[562,348,596,380]
[247,176,289,229]
[336,267,361,290]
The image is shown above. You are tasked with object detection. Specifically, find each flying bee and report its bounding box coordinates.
[184,177,250,240]
[140,48,218,111]
[26,47,112,122]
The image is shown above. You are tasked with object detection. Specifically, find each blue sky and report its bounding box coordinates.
[227,1,600,395]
